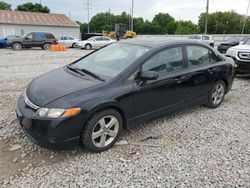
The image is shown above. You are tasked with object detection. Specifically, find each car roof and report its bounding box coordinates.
[119,38,209,49]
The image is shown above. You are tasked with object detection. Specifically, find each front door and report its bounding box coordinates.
[132,46,191,119]
[22,33,34,48]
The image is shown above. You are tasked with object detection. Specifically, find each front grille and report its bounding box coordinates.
[24,93,39,110]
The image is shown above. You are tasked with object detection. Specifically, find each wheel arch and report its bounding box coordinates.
[86,103,128,130]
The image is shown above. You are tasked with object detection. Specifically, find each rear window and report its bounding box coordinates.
[45,33,55,39]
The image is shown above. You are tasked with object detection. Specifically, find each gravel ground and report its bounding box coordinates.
[0,48,250,187]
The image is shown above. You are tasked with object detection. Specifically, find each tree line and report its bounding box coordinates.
[0,1,50,13]
[1,1,249,34]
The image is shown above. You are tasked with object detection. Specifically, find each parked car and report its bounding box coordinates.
[217,36,248,54]
[0,35,20,48]
[16,39,235,152]
[188,35,214,47]
[77,36,115,49]
[226,37,250,74]
[8,32,57,50]
[57,36,79,48]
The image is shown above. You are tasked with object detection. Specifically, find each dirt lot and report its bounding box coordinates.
[0,48,250,187]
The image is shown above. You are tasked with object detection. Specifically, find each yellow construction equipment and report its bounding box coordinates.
[103,24,136,39]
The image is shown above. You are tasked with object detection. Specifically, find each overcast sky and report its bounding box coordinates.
[7,0,250,23]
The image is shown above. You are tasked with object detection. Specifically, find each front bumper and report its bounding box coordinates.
[16,96,85,148]
[235,60,250,74]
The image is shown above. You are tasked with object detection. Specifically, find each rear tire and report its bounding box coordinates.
[42,43,51,50]
[12,43,22,50]
[204,80,226,108]
[80,109,123,152]
[85,43,92,50]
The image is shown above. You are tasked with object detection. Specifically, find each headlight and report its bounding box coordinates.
[36,107,81,118]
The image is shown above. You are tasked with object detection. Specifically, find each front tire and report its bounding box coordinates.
[205,80,226,108]
[85,43,92,50]
[81,109,123,152]
[13,43,22,50]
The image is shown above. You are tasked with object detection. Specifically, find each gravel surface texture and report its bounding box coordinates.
[0,48,249,187]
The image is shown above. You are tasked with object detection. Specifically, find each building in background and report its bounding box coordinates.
[0,10,80,39]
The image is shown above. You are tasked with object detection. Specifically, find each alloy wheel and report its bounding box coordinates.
[212,83,225,105]
[91,115,119,148]
[13,43,22,50]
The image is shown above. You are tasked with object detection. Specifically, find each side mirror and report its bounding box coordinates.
[140,71,159,81]
[25,37,29,40]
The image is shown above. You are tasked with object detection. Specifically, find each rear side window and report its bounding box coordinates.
[34,33,46,41]
[45,33,55,39]
[142,46,184,74]
[186,45,218,67]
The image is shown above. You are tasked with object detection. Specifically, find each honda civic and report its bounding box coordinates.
[16,39,235,152]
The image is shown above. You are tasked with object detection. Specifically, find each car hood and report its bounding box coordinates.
[26,67,103,107]
[229,44,250,51]
[220,41,239,46]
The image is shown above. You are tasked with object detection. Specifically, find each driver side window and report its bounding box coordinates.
[142,46,184,75]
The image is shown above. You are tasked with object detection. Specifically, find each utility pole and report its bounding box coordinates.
[242,0,250,34]
[131,0,134,31]
[109,8,111,29]
[87,0,90,33]
[204,0,209,34]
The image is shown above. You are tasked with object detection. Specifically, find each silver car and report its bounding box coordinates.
[57,36,79,48]
[77,36,115,50]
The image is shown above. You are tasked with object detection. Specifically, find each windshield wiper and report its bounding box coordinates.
[67,65,105,81]
[80,68,105,81]
[66,65,85,76]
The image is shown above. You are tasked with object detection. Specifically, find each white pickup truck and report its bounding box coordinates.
[226,38,250,74]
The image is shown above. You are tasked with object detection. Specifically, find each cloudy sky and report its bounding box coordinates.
[7,0,250,23]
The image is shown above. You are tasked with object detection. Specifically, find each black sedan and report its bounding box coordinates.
[217,36,248,54]
[16,39,235,152]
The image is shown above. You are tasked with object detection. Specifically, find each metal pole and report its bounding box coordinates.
[87,0,90,33]
[205,0,209,34]
[242,0,250,34]
[131,0,134,31]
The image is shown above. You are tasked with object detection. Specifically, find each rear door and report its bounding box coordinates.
[33,33,46,47]
[182,44,222,103]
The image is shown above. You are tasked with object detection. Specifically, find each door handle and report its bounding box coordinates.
[174,76,186,84]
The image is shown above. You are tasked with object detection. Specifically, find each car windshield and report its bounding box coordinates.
[244,38,250,45]
[72,43,150,78]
